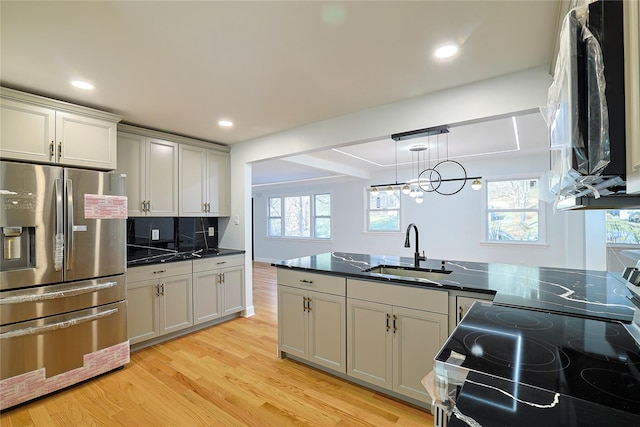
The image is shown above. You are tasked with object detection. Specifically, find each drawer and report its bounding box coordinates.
[193,254,244,273]
[347,278,448,314]
[127,260,192,283]
[277,268,345,296]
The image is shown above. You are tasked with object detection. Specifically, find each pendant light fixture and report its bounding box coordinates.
[369,125,482,200]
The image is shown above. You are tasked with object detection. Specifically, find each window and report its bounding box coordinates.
[486,179,542,242]
[606,209,640,244]
[367,189,401,232]
[268,194,331,239]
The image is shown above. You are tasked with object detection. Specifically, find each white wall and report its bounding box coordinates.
[252,152,589,269]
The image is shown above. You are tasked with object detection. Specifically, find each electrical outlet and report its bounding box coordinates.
[151,229,160,240]
[208,227,215,237]
[234,215,240,225]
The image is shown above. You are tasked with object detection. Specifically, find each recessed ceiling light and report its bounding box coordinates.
[218,120,233,127]
[71,80,94,90]
[434,44,459,59]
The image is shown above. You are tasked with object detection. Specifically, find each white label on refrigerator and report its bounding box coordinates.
[84,195,128,219]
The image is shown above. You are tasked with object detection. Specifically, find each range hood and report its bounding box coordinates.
[546,0,636,210]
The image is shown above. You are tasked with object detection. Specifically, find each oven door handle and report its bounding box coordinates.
[0,281,118,305]
[0,307,119,340]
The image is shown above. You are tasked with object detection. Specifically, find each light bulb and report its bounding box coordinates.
[471,179,482,191]
[415,196,424,204]
[401,184,411,195]
[371,187,379,196]
[386,185,394,195]
[409,188,417,198]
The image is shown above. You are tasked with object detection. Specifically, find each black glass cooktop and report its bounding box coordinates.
[437,302,640,415]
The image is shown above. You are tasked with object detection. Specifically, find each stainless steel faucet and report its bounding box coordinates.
[404,223,426,268]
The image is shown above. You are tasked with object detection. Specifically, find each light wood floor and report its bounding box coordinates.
[1,262,434,426]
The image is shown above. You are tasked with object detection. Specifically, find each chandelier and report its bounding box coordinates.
[370,125,482,203]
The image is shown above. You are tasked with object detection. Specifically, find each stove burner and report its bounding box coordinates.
[463,333,570,372]
[568,339,640,365]
[484,309,554,330]
[564,318,621,338]
[581,368,640,403]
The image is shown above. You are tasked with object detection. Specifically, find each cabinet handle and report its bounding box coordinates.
[307,297,312,312]
[49,141,55,160]
[221,272,225,283]
[155,284,161,297]
[161,283,165,296]
[303,296,308,312]
[459,306,464,322]
[152,270,166,274]
[393,314,397,334]
[299,279,313,285]
[57,142,62,160]
[146,201,151,212]
[386,313,391,331]
[216,261,227,265]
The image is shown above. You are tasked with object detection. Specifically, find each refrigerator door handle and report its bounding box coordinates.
[65,178,74,271]
[54,178,64,271]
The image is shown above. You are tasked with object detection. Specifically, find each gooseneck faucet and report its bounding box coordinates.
[404,223,426,268]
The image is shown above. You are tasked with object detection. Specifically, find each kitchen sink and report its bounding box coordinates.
[364,265,452,282]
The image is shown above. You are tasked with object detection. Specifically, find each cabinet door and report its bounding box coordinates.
[278,285,308,358]
[179,145,207,216]
[456,296,485,325]
[160,274,193,335]
[0,98,55,163]
[308,291,346,373]
[56,111,116,170]
[392,306,448,404]
[346,298,392,390]
[193,270,221,324]
[206,150,230,216]
[127,279,160,345]
[147,138,178,216]
[221,265,245,315]
[116,132,146,217]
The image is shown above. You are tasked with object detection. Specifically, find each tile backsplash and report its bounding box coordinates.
[126,217,218,252]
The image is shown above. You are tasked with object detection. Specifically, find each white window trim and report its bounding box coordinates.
[481,177,547,245]
[364,187,403,233]
[267,192,333,240]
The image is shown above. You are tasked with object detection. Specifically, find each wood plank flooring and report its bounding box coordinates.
[1,262,434,426]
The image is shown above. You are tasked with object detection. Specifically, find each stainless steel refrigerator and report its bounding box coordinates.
[0,160,129,410]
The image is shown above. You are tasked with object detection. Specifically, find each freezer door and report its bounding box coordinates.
[64,168,126,282]
[0,161,63,290]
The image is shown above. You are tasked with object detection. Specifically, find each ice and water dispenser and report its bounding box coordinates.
[0,226,35,271]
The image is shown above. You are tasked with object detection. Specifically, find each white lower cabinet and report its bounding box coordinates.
[346,278,448,404]
[127,261,193,345]
[277,269,346,373]
[192,255,245,324]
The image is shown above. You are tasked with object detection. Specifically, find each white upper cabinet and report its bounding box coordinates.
[116,130,179,217]
[118,124,228,217]
[179,141,230,217]
[0,88,120,170]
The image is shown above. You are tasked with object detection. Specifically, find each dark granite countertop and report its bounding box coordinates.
[448,371,640,426]
[273,251,636,323]
[437,302,640,426]
[127,246,245,267]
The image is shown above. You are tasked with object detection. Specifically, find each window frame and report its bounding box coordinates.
[482,177,546,245]
[267,192,332,240]
[365,187,402,233]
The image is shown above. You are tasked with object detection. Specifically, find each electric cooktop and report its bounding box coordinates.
[436,302,640,415]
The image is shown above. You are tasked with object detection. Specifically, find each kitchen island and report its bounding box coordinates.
[273,252,640,424]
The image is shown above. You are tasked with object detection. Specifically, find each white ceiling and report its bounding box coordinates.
[0,1,561,185]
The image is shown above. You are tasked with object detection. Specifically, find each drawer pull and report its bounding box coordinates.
[0,308,118,340]
[152,270,166,274]
[299,279,313,285]
[0,281,118,305]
